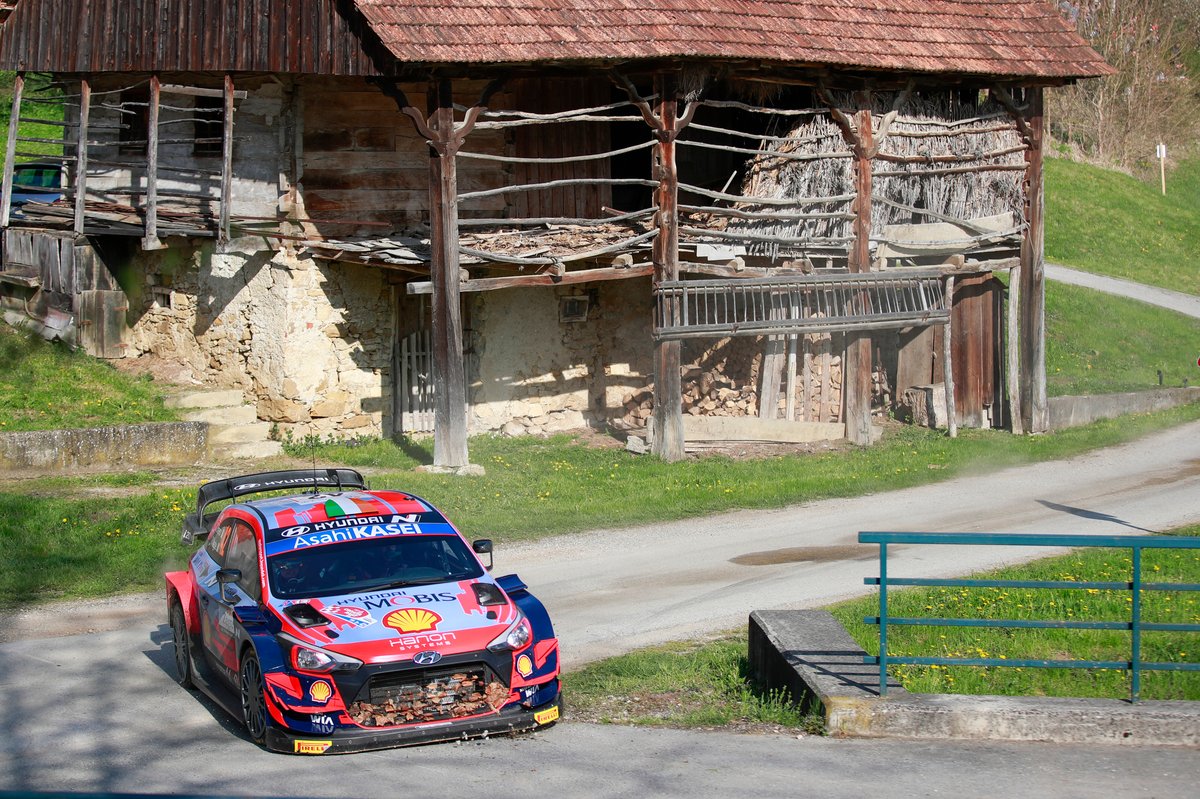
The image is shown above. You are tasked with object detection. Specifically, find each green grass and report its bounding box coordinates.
[0,323,178,431]
[8,403,1198,609]
[0,71,66,165]
[1045,156,1200,294]
[829,525,1200,701]
[302,404,1200,543]
[1045,281,1200,395]
[566,635,824,733]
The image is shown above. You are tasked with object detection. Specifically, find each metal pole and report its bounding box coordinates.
[1131,546,1142,703]
[879,542,889,696]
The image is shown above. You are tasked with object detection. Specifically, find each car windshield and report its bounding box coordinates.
[267,534,484,599]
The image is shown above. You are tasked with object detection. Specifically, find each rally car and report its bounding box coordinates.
[164,468,561,754]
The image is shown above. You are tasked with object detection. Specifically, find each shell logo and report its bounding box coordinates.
[516,654,534,678]
[383,608,442,634]
[309,680,332,704]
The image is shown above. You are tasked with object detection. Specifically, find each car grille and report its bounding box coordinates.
[348,665,509,727]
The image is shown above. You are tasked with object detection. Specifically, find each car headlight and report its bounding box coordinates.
[281,635,362,673]
[487,615,532,652]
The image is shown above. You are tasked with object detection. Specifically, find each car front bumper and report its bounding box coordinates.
[266,696,561,754]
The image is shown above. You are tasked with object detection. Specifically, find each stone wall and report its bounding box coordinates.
[466,278,655,435]
[125,241,392,439]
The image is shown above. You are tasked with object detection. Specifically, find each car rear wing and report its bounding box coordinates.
[182,468,368,545]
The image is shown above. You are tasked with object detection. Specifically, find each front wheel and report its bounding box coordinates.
[169,602,194,689]
[239,651,268,744]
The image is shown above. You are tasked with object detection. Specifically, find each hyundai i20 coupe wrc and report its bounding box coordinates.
[164,468,561,754]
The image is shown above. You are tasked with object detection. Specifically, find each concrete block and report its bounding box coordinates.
[748,608,1200,745]
[1048,387,1200,430]
[0,422,207,472]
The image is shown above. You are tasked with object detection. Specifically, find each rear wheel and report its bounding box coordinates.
[239,651,268,744]
[169,602,194,688]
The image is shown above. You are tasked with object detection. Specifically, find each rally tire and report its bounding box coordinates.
[169,602,194,689]
[239,650,268,744]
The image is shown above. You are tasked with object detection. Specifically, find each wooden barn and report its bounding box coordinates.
[0,1,1111,467]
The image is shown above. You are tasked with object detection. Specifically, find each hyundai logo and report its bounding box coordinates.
[280,525,312,537]
[413,651,442,666]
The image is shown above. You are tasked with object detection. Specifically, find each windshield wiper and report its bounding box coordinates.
[374,576,451,590]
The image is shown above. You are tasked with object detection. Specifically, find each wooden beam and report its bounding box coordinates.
[1017,88,1048,433]
[142,74,162,250]
[427,78,470,469]
[74,78,90,235]
[1,71,23,229]
[406,264,653,295]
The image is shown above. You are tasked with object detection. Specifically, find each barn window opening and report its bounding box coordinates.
[559,294,590,323]
[193,94,224,156]
[118,85,149,155]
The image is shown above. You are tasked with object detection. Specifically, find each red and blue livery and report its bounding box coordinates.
[164,468,561,754]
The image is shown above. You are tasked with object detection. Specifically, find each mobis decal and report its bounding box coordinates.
[349,589,458,610]
[383,608,441,634]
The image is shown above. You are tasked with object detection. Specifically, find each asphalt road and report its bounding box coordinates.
[3,421,1200,795]
[1046,262,1200,319]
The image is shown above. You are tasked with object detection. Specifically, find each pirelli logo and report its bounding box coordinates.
[534,706,559,725]
[294,740,333,755]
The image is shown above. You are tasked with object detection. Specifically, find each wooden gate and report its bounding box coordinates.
[396,329,435,434]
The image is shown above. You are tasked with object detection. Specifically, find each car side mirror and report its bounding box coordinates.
[216,568,242,603]
[472,539,494,571]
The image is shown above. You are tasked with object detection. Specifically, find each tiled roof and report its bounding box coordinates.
[353,0,1112,78]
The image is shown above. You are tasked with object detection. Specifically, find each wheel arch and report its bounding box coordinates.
[165,570,200,633]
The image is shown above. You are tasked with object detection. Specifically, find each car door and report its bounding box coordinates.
[198,519,260,678]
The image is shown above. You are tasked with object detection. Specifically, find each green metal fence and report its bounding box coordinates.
[858,532,1200,702]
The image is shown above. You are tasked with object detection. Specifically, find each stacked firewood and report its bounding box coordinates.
[348,675,509,727]
[619,368,761,427]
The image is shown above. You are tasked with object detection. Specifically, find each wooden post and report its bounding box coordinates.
[142,74,161,250]
[1018,88,1048,433]
[785,332,798,421]
[1,71,24,229]
[427,78,470,468]
[844,95,875,445]
[219,73,234,249]
[943,276,958,438]
[651,73,685,461]
[1006,263,1024,434]
[74,78,91,235]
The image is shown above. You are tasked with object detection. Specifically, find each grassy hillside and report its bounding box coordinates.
[0,324,177,431]
[1045,156,1200,295]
